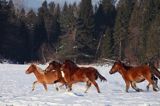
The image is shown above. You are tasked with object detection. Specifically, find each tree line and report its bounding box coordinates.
[0,0,159,65]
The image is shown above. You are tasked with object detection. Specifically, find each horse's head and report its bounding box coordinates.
[25,64,37,74]
[45,61,61,72]
[109,61,122,74]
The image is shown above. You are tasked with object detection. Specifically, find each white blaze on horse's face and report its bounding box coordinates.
[61,71,65,78]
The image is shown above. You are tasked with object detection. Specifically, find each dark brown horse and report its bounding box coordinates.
[25,64,60,91]
[60,60,107,93]
[109,61,159,92]
[45,61,67,89]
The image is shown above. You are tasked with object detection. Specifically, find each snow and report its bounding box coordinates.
[0,63,160,106]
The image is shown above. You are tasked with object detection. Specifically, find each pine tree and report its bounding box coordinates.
[0,0,8,56]
[76,0,96,61]
[26,9,37,60]
[94,0,116,58]
[34,12,47,61]
[128,0,157,63]
[145,0,160,61]
[48,1,55,15]
[113,0,134,60]
[100,28,113,58]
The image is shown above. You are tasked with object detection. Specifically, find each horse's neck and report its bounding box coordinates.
[119,67,128,80]
[33,67,44,80]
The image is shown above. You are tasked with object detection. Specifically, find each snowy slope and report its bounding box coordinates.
[0,64,160,106]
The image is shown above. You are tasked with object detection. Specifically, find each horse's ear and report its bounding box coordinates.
[31,63,36,68]
[117,60,122,64]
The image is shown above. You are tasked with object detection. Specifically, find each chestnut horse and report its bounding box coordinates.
[109,61,159,92]
[60,60,107,93]
[25,64,63,91]
[45,60,91,91]
[122,62,159,90]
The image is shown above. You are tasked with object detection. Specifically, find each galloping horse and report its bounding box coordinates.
[109,61,158,92]
[122,62,159,87]
[45,61,67,89]
[25,64,62,91]
[60,60,107,93]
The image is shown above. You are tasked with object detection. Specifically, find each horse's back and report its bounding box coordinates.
[128,65,150,72]
[127,65,151,80]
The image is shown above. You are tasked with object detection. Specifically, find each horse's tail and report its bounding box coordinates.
[96,71,107,82]
[149,63,160,79]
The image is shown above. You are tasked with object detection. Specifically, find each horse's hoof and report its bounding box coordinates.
[153,88,159,92]
[137,89,143,92]
[56,87,59,91]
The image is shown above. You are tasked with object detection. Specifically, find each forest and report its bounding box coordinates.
[0,0,159,65]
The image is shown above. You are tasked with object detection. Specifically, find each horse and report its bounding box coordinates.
[45,60,94,91]
[60,60,107,93]
[25,64,62,91]
[45,61,67,89]
[109,61,159,92]
[122,62,159,89]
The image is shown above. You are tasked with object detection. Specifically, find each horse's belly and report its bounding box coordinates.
[135,75,145,83]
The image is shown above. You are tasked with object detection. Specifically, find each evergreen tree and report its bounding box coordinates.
[48,1,55,15]
[145,0,160,61]
[0,0,8,56]
[128,0,157,63]
[113,0,134,60]
[94,0,116,58]
[76,0,96,61]
[100,28,113,58]
[26,9,37,60]
[34,12,47,61]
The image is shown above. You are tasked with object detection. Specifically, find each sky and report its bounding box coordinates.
[12,0,100,11]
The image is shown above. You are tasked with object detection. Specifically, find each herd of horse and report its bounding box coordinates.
[25,60,160,93]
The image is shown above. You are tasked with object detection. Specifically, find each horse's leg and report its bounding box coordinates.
[91,81,100,93]
[152,75,159,90]
[85,81,92,93]
[125,81,130,92]
[131,82,143,92]
[43,83,48,91]
[68,85,72,91]
[56,83,67,91]
[32,81,38,91]
[145,75,158,92]
[67,83,72,91]
[146,83,151,91]
[53,83,59,91]
[59,83,65,88]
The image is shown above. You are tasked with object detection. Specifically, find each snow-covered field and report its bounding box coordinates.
[0,63,160,106]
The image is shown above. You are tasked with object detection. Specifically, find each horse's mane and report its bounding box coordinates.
[115,61,133,71]
[121,62,133,70]
[50,61,62,66]
[48,60,62,71]
[64,59,78,70]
